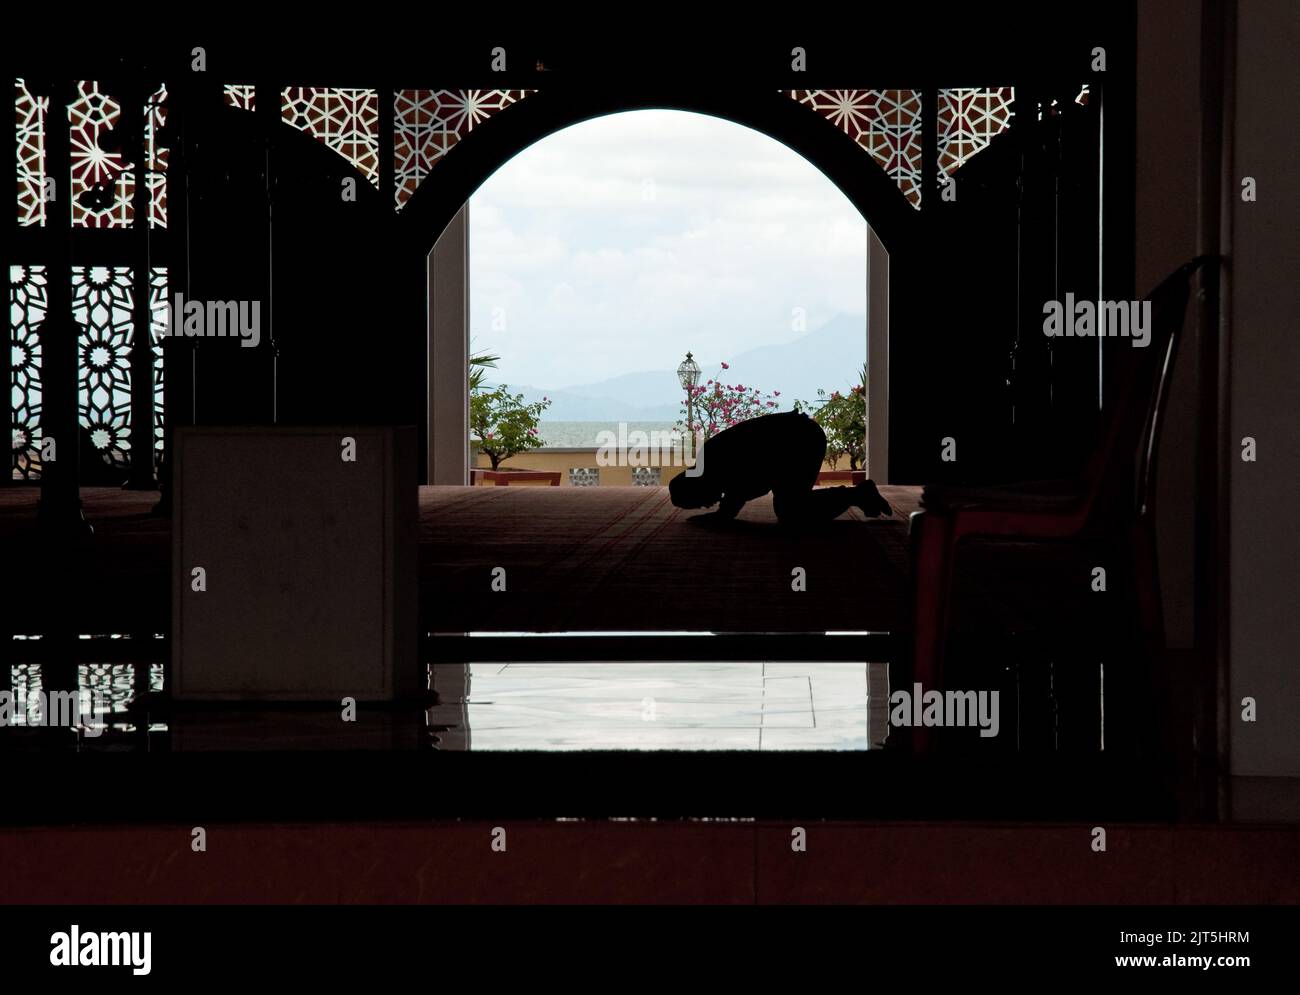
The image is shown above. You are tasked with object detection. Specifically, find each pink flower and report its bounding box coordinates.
[774,391,781,397]
[720,362,730,370]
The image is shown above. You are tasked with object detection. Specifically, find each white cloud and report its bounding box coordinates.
[470,109,867,389]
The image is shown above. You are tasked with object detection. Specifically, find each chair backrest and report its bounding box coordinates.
[1082,256,1215,524]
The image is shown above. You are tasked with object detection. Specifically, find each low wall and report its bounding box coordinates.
[473,448,850,486]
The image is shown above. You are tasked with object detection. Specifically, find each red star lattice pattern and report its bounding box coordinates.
[394,89,533,209]
[223,84,256,111]
[937,87,1015,174]
[69,80,134,228]
[145,85,169,228]
[281,87,380,187]
[787,89,924,209]
[17,81,167,228]
[16,79,48,227]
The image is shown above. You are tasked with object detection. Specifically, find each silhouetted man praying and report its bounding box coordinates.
[668,411,892,525]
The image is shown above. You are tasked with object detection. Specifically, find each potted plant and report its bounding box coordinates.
[468,346,500,471]
[796,364,868,470]
[470,384,551,471]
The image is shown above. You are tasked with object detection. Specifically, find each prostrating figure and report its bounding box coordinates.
[668,411,891,525]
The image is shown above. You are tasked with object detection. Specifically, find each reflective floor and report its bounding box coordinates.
[8,661,168,736]
[2,658,889,751]
[429,662,891,751]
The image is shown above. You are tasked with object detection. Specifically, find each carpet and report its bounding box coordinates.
[422,485,919,633]
[0,485,921,636]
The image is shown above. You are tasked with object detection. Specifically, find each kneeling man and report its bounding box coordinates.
[668,411,891,525]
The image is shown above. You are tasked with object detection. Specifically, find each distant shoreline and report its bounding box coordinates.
[535,420,678,448]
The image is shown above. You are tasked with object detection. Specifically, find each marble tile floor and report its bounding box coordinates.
[428,662,893,751]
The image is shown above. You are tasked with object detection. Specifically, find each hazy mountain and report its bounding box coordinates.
[506,313,866,421]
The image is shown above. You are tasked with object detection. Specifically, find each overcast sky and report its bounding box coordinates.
[469,109,867,390]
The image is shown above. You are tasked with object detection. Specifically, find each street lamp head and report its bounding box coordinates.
[676,351,701,391]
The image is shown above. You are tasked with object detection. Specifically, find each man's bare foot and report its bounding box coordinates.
[855,480,893,517]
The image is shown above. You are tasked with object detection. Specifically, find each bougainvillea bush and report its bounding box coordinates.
[677,361,783,442]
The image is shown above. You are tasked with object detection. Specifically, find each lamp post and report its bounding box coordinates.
[676,351,701,439]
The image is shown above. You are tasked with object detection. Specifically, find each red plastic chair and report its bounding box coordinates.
[908,257,1215,748]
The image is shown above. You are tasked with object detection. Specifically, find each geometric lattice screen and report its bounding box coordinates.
[16,79,48,227]
[223,84,256,111]
[936,87,1015,175]
[145,85,169,228]
[69,80,134,228]
[16,80,168,229]
[10,265,166,479]
[281,87,381,187]
[394,90,533,209]
[73,266,135,468]
[787,89,924,208]
[149,267,166,455]
[788,88,1016,204]
[226,86,533,209]
[10,265,46,479]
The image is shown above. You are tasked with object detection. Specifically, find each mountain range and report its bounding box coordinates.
[500,313,867,421]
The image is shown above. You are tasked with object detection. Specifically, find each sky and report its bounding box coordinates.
[468,109,867,391]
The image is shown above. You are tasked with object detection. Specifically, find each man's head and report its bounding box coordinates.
[669,471,721,509]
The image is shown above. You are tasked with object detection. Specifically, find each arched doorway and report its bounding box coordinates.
[402,92,909,485]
